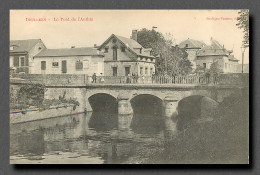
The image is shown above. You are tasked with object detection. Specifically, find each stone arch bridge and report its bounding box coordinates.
[45,84,247,118]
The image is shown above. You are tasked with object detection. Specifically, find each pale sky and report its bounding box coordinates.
[10,10,249,64]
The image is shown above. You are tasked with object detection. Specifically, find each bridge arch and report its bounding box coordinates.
[88,93,118,113]
[130,94,163,116]
[177,95,219,129]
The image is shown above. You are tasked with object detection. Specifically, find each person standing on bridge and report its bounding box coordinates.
[92,73,97,83]
[100,73,105,83]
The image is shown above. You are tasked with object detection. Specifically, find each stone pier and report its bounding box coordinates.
[117,93,133,115]
[118,114,133,130]
[164,96,179,118]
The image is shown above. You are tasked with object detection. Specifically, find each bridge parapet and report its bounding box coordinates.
[11,73,248,86]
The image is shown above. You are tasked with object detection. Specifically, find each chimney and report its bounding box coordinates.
[131,30,138,41]
[94,44,97,48]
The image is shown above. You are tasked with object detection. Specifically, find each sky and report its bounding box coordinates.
[10,10,249,64]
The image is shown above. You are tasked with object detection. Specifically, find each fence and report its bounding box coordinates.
[12,73,244,86]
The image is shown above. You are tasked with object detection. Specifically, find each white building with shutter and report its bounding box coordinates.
[32,47,104,75]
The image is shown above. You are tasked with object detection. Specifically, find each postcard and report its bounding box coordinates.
[10,10,249,164]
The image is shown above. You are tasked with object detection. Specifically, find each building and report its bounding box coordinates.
[179,38,239,73]
[98,30,156,77]
[178,38,206,69]
[33,47,104,75]
[10,39,46,74]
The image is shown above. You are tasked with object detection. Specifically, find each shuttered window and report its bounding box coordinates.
[41,61,46,70]
[20,57,25,66]
[13,56,19,67]
[75,61,83,70]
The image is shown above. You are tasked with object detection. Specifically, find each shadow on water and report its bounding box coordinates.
[88,112,118,132]
[88,93,119,132]
[130,94,164,135]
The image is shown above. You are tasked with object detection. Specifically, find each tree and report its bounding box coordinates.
[178,57,193,75]
[236,10,249,48]
[209,61,221,75]
[137,28,190,75]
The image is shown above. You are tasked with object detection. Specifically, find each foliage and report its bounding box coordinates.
[209,61,222,75]
[194,65,206,75]
[137,28,191,75]
[178,57,193,75]
[17,83,45,106]
[236,10,249,48]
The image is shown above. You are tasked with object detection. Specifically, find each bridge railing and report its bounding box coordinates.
[11,74,222,85]
[88,75,210,85]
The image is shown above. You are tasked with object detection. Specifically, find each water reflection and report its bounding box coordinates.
[10,111,177,164]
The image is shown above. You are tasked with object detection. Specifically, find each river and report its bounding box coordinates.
[10,112,178,164]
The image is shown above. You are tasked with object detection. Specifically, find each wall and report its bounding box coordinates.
[186,49,199,69]
[32,55,104,75]
[196,56,215,69]
[29,41,46,74]
[196,56,239,73]
[218,73,249,85]
[9,54,30,73]
[137,61,155,76]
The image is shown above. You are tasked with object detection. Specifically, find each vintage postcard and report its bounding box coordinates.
[10,10,249,164]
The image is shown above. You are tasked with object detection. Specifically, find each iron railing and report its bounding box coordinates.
[11,74,220,85]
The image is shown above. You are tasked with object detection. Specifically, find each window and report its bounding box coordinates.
[10,46,14,50]
[150,68,153,74]
[125,67,130,76]
[112,38,117,43]
[75,60,83,70]
[185,44,188,47]
[83,60,89,69]
[121,47,125,52]
[52,62,59,68]
[20,57,25,67]
[13,56,19,67]
[203,63,206,69]
[41,61,46,70]
[140,67,143,75]
[113,47,117,61]
[105,47,108,53]
[112,67,117,76]
[145,67,148,75]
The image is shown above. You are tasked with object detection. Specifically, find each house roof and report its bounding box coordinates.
[228,55,239,61]
[196,38,237,59]
[35,47,104,57]
[210,39,224,49]
[179,39,206,49]
[10,39,43,53]
[98,34,155,58]
[197,49,229,56]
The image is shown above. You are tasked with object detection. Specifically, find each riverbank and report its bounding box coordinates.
[10,104,87,124]
[125,91,249,164]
